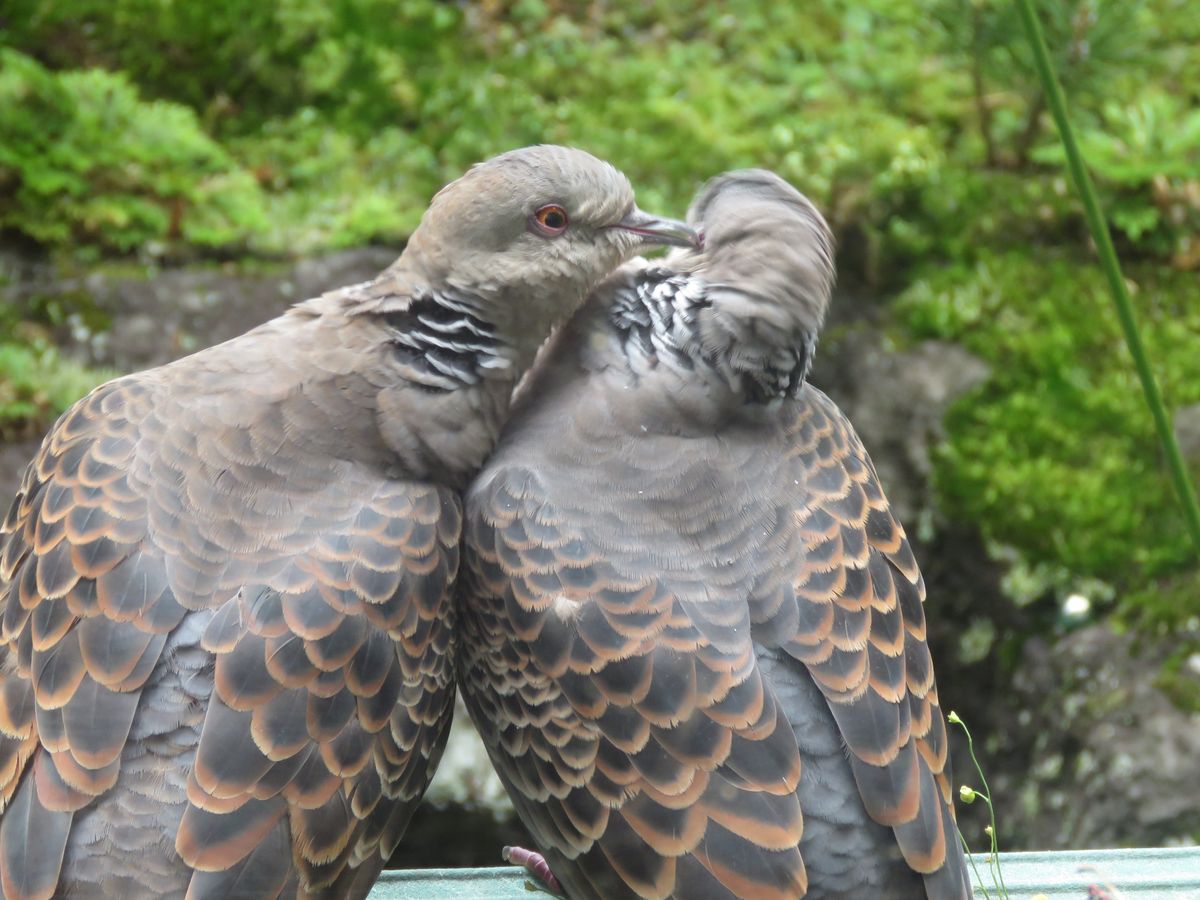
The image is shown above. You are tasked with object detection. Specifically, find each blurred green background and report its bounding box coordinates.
[2,0,1199,858]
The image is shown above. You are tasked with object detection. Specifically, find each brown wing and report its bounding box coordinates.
[178,479,458,899]
[0,380,165,900]
[756,385,970,899]
[0,377,457,899]
[460,467,808,900]
[458,380,969,900]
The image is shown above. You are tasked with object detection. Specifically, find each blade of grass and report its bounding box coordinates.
[1014,0,1200,559]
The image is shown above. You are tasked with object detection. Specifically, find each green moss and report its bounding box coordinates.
[1154,669,1200,715]
[0,49,268,257]
[898,252,1200,618]
[1150,621,1200,713]
[1124,570,1200,635]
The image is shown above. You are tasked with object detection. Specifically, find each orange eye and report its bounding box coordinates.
[532,204,569,236]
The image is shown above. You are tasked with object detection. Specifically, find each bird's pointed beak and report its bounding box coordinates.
[611,207,701,249]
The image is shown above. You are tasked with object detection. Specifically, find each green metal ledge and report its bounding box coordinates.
[370,848,1200,898]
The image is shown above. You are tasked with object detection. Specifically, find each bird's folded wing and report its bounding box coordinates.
[178,479,459,897]
[754,386,969,899]
[461,468,807,900]
[0,379,459,899]
[0,380,168,900]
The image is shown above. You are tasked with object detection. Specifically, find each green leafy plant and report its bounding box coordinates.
[0,49,268,256]
[1034,91,1200,265]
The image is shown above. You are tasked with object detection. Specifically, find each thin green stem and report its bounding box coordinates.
[958,825,994,900]
[1014,0,1200,559]
[959,718,1009,899]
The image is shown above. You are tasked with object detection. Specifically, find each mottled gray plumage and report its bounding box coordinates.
[458,170,971,899]
[0,145,695,900]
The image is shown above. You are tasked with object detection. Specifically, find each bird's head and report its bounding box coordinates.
[681,169,835,342]
[398,145,697,362]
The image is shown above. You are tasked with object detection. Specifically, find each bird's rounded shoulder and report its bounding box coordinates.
[41,372,155,454]
[2,374,155,571]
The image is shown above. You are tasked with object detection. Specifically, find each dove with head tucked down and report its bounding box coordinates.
[458,169,971,899]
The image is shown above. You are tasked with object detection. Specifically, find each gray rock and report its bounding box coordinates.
[996,624,1200,849]
[5,247,398,372]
